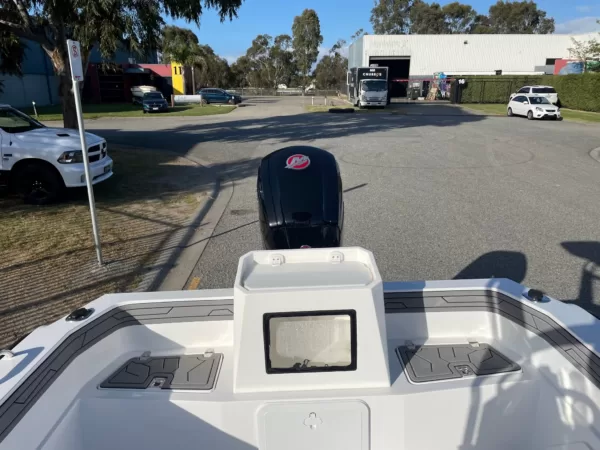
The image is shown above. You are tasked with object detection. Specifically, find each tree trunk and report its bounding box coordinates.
[59,75,78,129]
[42,44,79,129]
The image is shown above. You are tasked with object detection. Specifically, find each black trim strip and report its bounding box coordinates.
[1,290,599,444]
[0,300,233,443]
[384,291,600,389]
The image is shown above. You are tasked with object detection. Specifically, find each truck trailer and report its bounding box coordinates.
[347,66,389,108]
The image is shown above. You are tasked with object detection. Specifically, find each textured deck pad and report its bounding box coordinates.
[397,344,520,383]
[100,353,222,390]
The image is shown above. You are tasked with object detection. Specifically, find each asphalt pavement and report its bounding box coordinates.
[84,96,600,315]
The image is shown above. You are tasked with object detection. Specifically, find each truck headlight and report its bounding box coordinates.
[58,150,84,164]
[361,95,366,101]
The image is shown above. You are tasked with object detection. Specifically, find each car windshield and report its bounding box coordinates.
[144,93,164,100]
[532,87,556,94]
[529,96,551,104]
[361,80,387,92]
[0,107,44,133]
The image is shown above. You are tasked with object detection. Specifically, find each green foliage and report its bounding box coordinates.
[161,26,203,66]
[292,9,323,87]
[0,0,243,127]
[410,2,447,34]
[443,2,477,33]
[0,31,25,94]
[370,0,413,34]
[233,34,296,88]
[487,1,554,34]
[455,74,600,112]
[314,53,348,89]
[370,0,554,35]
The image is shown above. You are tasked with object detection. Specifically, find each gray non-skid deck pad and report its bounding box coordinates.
[397,344,520,383]
[100,353,222,390]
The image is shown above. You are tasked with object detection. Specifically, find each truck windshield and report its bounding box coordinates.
[144,92,164,100]
[361,80,387,92]
[0,108,44,133]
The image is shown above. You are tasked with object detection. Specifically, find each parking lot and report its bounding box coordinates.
[85,96,600,314]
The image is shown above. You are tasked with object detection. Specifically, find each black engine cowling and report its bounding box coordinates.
[257,146,344,249]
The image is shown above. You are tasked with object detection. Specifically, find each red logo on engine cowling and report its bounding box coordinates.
[285,154,310,170]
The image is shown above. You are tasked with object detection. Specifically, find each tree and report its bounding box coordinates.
[271,35,296,87]
[313,38,348,90]
[0,31,25,94]
[350,29,366,41]
[161,26,207,94]
[0,0,242,128]
[370,0,414,34]
[192,45,231,88]
[410,1,448,34]
[442,2,477,34]
[313,53,348,90]
[569,36,600,73]
[470,14,495,34]
[487,0,554,34]
[292,9,323,90]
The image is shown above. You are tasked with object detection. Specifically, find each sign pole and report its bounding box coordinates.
[67,39,103,266]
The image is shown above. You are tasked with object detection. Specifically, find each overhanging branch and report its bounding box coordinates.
[11,0,32,30]
[0,19,50,46]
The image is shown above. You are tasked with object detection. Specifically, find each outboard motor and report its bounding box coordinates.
[257,146,343,249]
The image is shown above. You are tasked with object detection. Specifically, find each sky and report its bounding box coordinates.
[170,0,600,64]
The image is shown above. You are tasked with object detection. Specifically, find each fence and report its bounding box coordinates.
[226,87,344,97]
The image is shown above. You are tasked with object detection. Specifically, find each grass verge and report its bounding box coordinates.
[460,104,600,123]
[0,146,211,347]
[22,103,236,121]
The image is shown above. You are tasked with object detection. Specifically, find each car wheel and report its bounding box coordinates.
[527,110,533,120]
[14,163,64,205]
[507,107,513,117]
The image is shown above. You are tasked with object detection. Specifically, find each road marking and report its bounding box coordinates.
[187,277,201,290]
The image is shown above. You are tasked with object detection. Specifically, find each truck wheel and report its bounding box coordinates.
[14,163,64,205]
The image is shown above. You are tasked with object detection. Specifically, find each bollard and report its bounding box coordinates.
[32,101,38,119]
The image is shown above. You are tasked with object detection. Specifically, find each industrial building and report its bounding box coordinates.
[0,41,184,107]
[348,33,598,98]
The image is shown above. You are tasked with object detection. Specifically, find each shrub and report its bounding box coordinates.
[453,74,600,112]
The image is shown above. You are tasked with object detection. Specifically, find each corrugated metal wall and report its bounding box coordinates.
[0,75,59,107]
[348,33,597,77]
[348,36,364,69]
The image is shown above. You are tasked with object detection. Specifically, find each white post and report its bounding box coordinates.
[312,96,314,106]
[68,39,103,265]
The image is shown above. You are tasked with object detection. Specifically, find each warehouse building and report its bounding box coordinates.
[348,33,598,98]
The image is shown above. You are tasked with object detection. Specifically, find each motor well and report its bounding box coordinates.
[257,146,343,249]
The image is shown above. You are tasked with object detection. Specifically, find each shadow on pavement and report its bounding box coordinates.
[561,241,600,318]
[454,250,528,284]
[91,108,486,158]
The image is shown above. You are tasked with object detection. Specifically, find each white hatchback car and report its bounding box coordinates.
[507,94,562,121]
[510,85,559,105]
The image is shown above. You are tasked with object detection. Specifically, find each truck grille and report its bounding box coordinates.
[88,143,106,163]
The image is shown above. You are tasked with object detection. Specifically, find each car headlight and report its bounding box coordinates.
[535,107,543,112]
[58,150,84,164]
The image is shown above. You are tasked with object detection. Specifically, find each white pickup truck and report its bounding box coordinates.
[0,104,113,204]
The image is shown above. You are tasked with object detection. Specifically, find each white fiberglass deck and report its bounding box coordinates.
[0,248,599,450]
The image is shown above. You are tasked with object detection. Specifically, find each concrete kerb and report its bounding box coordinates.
[155,168,234,292]
[100,145,231,293]
[590,146,600,164]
